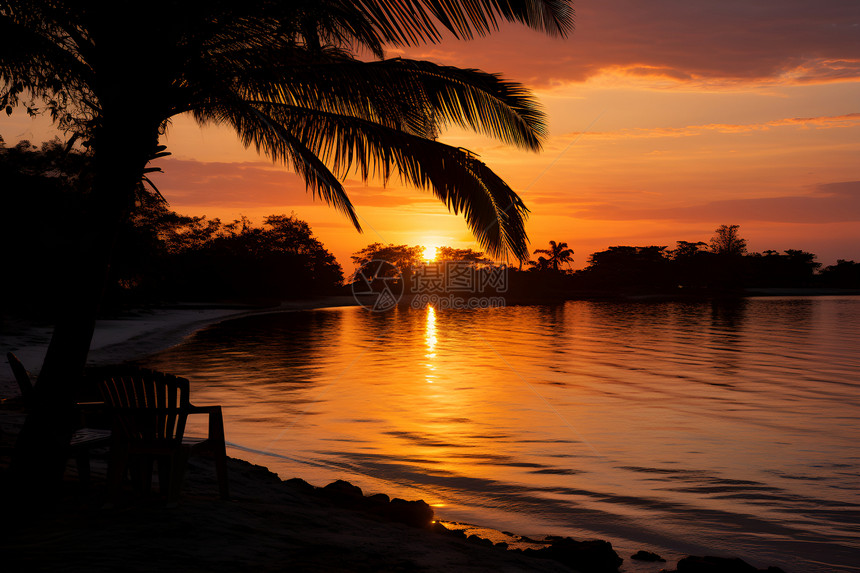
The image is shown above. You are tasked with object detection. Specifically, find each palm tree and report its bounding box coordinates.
[1,1,573,494]
[532,240,574,271]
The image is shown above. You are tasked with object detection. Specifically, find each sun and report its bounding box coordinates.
[422,244,440,262]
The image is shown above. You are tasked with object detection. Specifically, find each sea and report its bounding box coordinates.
[137,296,860,572]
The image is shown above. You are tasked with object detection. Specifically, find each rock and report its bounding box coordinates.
[367,492,389,503]
[322,479,363,497]
[432,522,467,539]
[386,498,434,528]
[431,521,450,534]
[523,537,623,573]
[632,550,665,562]
[467,534,495,547]
[495,542,509,550]
[283,477,315,493]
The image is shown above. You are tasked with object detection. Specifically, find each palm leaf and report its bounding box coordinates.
[355,0,573,44]
[190,103,362,231]
[252,103,529,259]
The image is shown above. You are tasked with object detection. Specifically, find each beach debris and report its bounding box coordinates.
[632,550,666,562]
[667,555,786,573]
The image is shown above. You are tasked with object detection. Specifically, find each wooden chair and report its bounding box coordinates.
[5,352,112,484]
[97,368,229,504]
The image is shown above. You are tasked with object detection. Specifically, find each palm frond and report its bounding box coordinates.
[190,103,362,231]
[202,55,546,150]
[355,0,573,44]
[251,103,529,260]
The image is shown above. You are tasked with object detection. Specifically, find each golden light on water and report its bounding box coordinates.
[425,306,437,383]
[425,306,437,351]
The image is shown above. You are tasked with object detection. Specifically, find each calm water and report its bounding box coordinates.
[139,297,860,572]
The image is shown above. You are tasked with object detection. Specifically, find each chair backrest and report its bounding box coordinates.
[6,352,34,404]
[98,369,191,444]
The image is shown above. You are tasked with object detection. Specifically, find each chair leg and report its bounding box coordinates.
[157,455,172,497]
[106,447,128,504]
[214,448,229,500]
[129,455,154,498]
[167,451,190,507]
[75,449,91,487]
[208,407,230,499]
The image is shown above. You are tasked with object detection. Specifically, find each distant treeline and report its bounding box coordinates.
[4,139,858,320]
[350,228,860,302]
[558,242,860,296]
[1,138,343,318]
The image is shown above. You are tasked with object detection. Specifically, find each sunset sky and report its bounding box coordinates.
[3,1,859,271]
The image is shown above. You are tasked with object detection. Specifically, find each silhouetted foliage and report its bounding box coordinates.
[669,241,716,290]
[1,140,342,314]
[0,138,93,317]
[817,259,860,289]
[141,213,344,303]
[710,224,747,256]
[745,249,821,288]
[706,225,749,290]
[529,240,574,272]
[351,243,425,276]
[436,247,494,265]
[579,246,673,292]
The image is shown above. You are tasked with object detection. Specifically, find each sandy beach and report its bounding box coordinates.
[0,299,788,572]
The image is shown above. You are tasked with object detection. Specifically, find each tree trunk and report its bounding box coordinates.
[9,115,160,506]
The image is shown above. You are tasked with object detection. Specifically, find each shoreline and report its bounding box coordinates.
[0,296,362,396]
[1,298,795,572]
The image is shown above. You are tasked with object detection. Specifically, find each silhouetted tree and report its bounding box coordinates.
[0,138,94,317]
[669,240,715,289]
[707,225,749,290]
[157,214,344,300]
[351,243,424,275]
[581,246,672,291]
[531,240,574,271]
[1,0,573,494]
[436,247,494,265]
[745,249,821,288]
[709,224,747,256]
[527,256,550,272]
[818,259,860,288]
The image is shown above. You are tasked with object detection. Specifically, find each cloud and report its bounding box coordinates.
[149,159,441,212]
[151,159,310,207]
[569,181,860,223]
[559,112,860,140]
[399,1,860,86]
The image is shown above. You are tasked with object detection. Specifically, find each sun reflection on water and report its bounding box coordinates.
[425,305,437,383]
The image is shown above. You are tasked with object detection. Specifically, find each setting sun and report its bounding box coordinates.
[422,244,440,262]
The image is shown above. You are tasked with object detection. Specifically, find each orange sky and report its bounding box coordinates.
[3,1,859,271]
